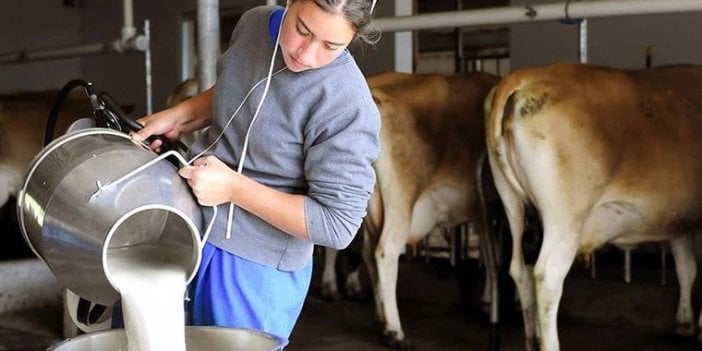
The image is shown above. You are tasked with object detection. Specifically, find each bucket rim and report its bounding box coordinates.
[17,128,139,264]
[46,325,289,351]
[102,203,204,291]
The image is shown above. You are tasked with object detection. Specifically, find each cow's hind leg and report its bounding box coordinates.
[532,219,579,351]
[374,225,412,349]
[503,204,539,349]
[321,248,342,301]
[489,166,538,349]
[361,225,383,327]
[505,204,539,351]
[344,266,365,300]
[669,234,697,337]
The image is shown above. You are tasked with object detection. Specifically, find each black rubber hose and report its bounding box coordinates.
[45,79,188,154]
[44,79,91,146]
[98,92,140,131]
[100,92,189,153]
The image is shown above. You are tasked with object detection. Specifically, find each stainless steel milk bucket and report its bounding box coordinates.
[17,128,203,305]
[47,326,287,351]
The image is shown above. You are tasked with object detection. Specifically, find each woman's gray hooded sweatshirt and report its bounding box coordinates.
[188,6,381,271]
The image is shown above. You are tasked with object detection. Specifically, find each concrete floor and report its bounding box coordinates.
[0,253,701,350]
[288,257,702,351]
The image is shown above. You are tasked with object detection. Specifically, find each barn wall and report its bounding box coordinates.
[0,0,82,92]
[352,0,402,76]
[78,0,268,117]
[0,0,397,117]
[2,1,702,259]
[510,0,702,69]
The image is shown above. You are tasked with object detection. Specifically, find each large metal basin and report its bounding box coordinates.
[47,326,287,351]
[17,128,203,305]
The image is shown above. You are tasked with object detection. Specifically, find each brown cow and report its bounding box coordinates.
[485,62,702,350]
[0,90,92,210]
[359,71,500,348]
[173,74,502,348]
[0,89,99,337]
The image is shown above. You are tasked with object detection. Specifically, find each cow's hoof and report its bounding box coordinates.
[372,319,385,337]
[481,300,491,315]
[345,287,367,302]
[320,284,341,302]
[383,331,414,350]
[524,337,538,351]
[675,323,695,338]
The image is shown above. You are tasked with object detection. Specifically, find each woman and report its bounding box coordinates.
[132,0,381,343]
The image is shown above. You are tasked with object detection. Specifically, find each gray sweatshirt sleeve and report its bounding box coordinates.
[303,106,380,249]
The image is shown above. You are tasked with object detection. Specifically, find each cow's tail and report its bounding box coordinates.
[484,80,528,200]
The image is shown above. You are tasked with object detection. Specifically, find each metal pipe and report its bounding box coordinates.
[0,0,146,65]
[453,0,463,73]
[122,0,136,40]
[197,0,220,92]
[624,249,632,283]
[475,152,501,351]
[660,244,667,285]
[180,19,196,82]
[393,0,413,73]
[373,0,702,32]
[579,19,588,63]
[0,42,113,65]
[449,227,457,267]
[144,19,153,115]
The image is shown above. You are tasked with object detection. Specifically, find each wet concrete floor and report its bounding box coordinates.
[0,254,701,350]
[288,256,702,351]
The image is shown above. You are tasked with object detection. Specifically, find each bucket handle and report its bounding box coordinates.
[89,149,217,243]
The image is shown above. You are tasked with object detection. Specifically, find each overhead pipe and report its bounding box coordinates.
[121,0,136,41]
[197,0,220,92]
[113,0,147,53]
[372,0,702,32]
[0,42,115,64]
[0,0,146,65]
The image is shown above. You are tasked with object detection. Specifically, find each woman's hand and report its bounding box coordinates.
[130,87,215,152]
[181,156,309,239]
[179,155,238,206]
[131,109,183,152]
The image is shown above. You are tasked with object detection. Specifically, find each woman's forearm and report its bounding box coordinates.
[230,175,309,240]
[174,87,214,133]
[181,156,309,239]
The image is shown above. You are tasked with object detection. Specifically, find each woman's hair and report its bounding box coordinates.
[290,0,381,45]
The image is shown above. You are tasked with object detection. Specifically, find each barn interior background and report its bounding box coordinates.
[3,0,702,117]
[1,0,702,350]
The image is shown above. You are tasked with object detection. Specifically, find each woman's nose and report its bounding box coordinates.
[296,41,316,66]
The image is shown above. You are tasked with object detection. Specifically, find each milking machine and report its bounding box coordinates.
[17,79,286,350]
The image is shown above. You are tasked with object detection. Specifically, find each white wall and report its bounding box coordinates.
[77,0,261,117]
[0,0,397,117]
[350,0,399,76]
[510,0,702,70]
[6,0,700,116]
[0,1,82,92]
